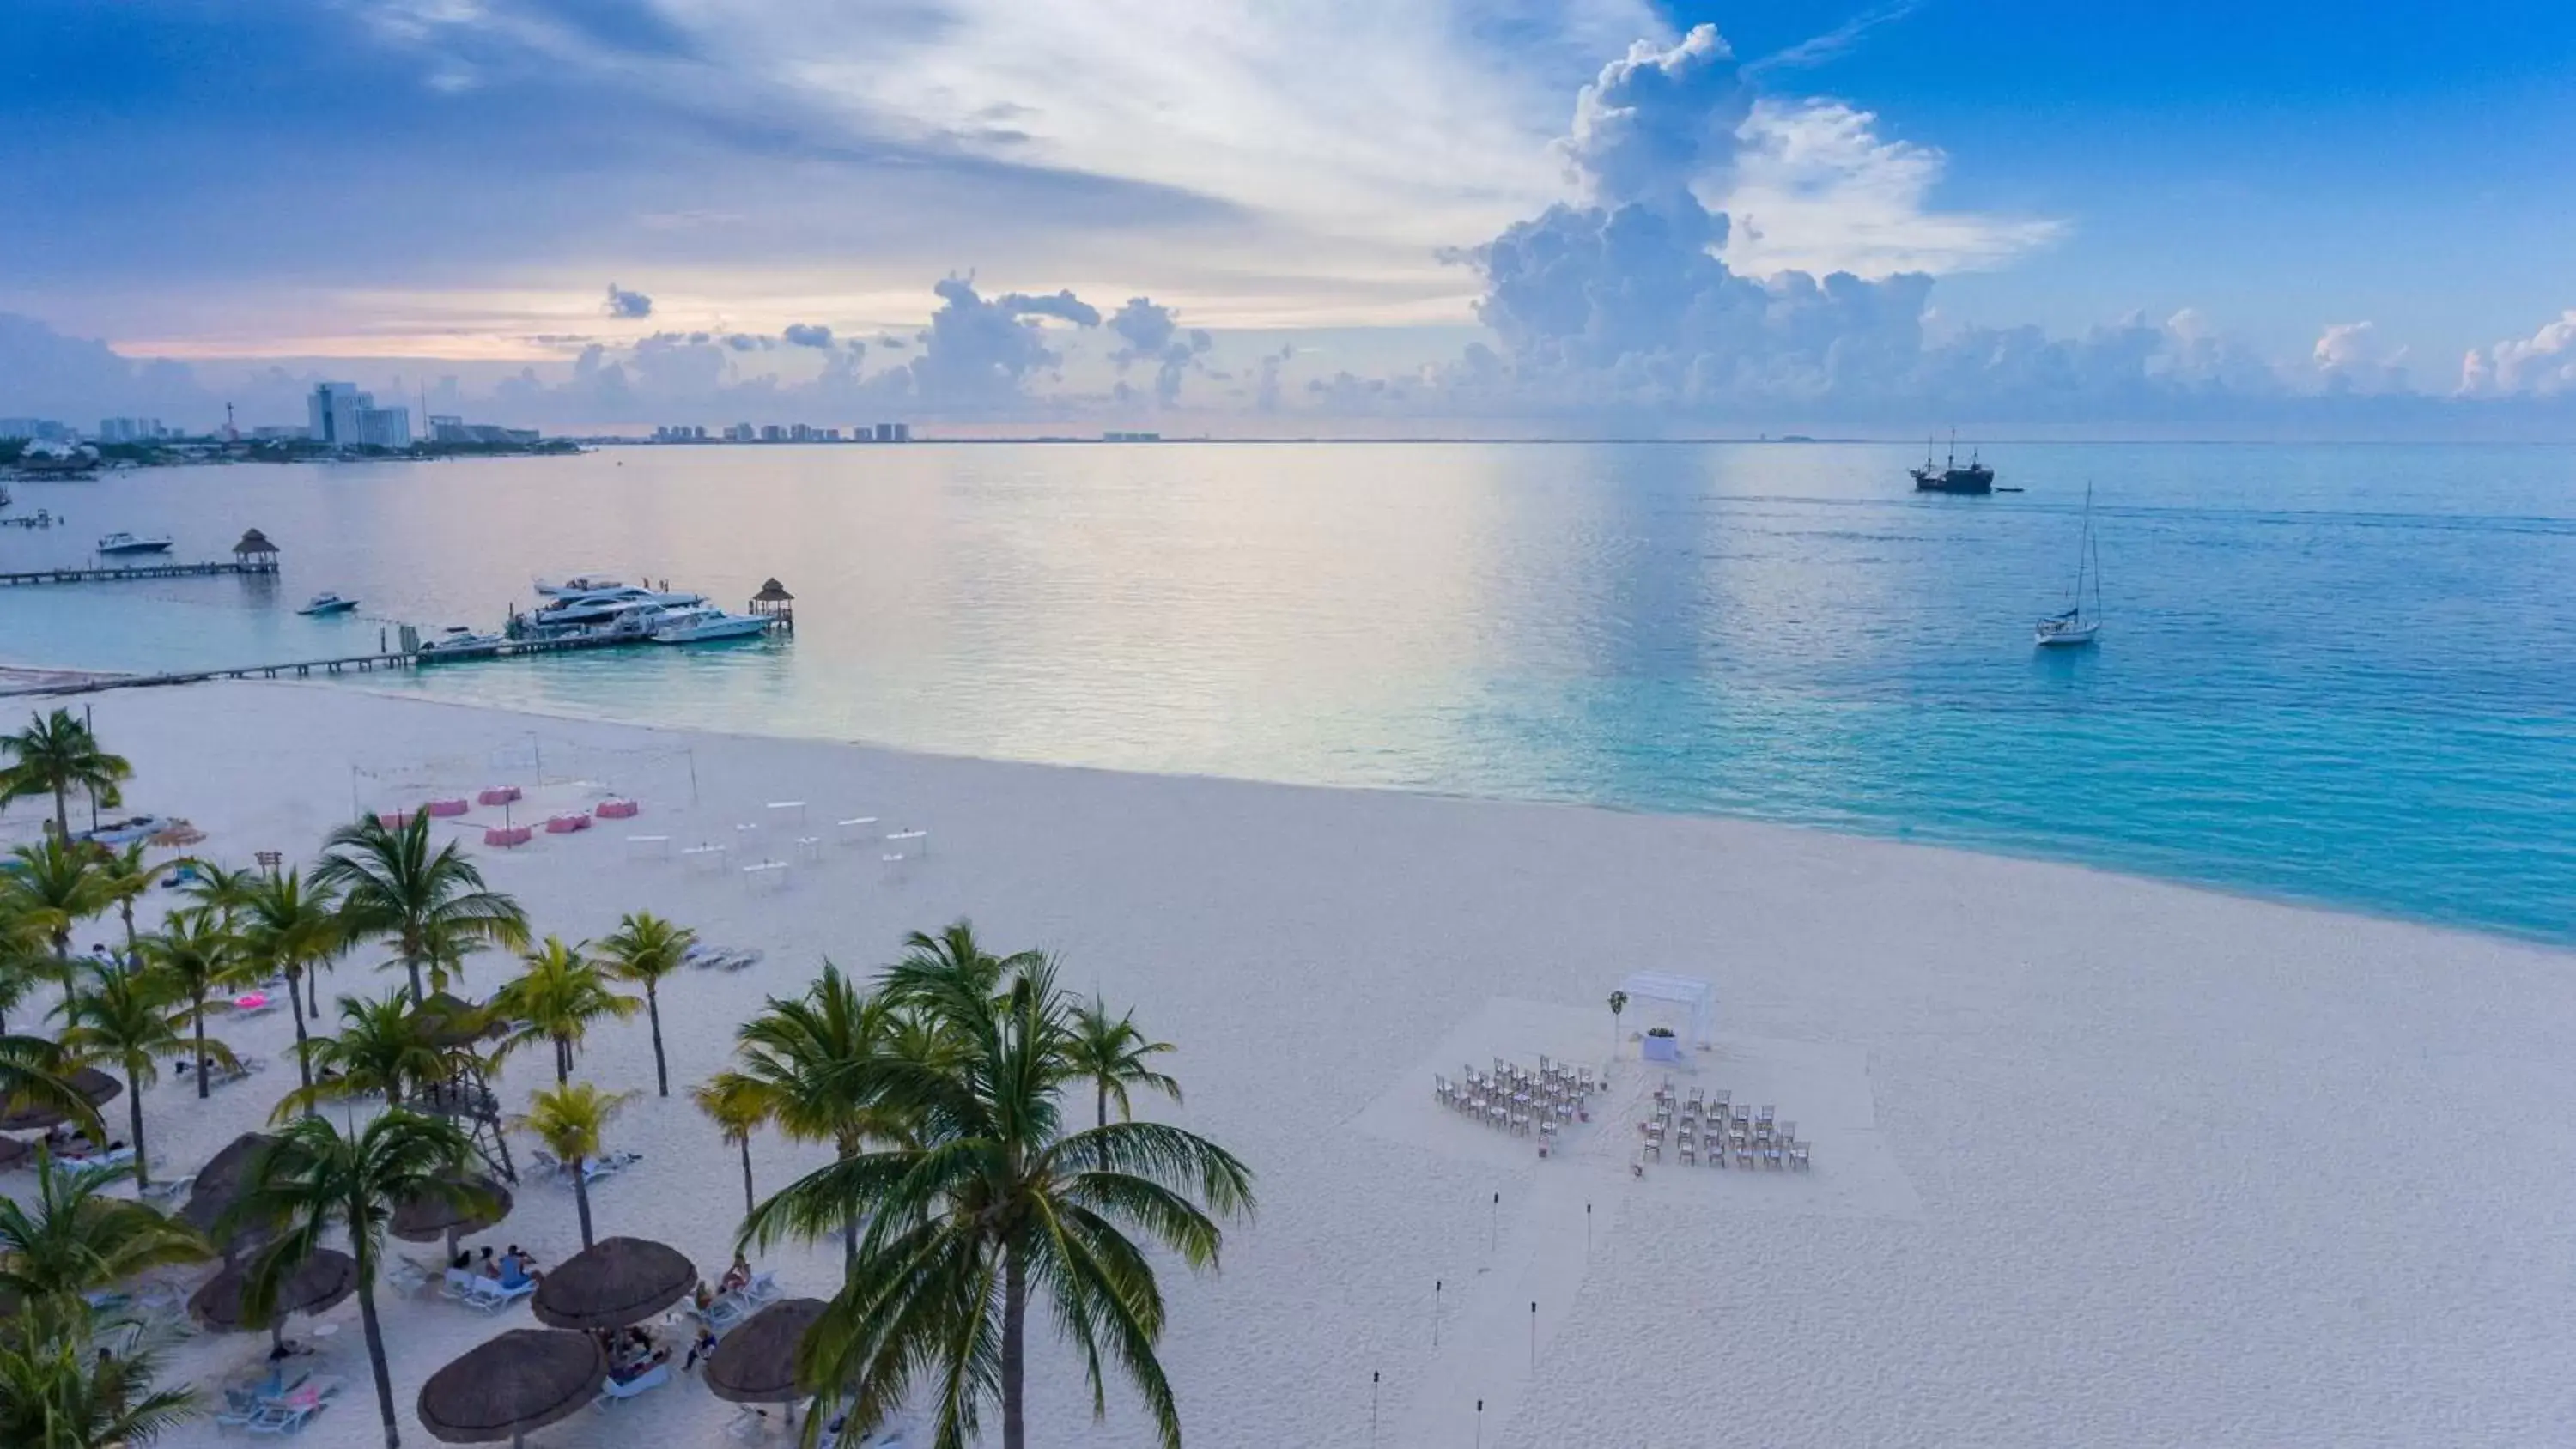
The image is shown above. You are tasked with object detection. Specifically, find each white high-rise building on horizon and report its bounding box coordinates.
[308,383,410,449]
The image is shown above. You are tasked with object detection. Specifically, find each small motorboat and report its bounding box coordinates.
[416,626,505,659]
[648,604,771,644]
[296,592,360,616]
[95,531,174,555]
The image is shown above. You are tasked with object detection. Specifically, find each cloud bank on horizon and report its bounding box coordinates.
[3,3,2574,433]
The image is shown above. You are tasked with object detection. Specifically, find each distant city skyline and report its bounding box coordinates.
[3,2,2573,435]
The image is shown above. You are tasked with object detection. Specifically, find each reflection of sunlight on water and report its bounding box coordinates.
[3,443,2573,942]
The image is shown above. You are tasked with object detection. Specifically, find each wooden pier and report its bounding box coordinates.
[0,558,279,586]
[0,615,793,698]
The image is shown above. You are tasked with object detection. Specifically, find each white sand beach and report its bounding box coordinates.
[9,680,2573,1448]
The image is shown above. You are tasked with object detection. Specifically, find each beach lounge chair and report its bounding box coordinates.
[744,1270,781,1304]
[440,1268,480,1301]
[215,1386,267,1428]
[246,1381,335,1434]
[595,1361,671,1408]
[463,1275,536,1311]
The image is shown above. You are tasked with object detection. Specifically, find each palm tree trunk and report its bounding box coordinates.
[289,971,314,1101]
[646,982,668,1097]
[401,932,425,1007]
[734,1136,755,1216]
[553,1038,570,1086]
[126,1070,149,1188]
[307,966,323,1018]
[119,901,137,962]
[1001,1243,1029,1449]
[54,936,78,1015]
[837,1141,857,1280]
[193,998,210,1100]
[355,1275,401,1449]
[571,1156,596,1248]
[1097,1081,1109,1131]
[52,785,69,841]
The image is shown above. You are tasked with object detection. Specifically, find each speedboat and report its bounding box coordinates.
[534,585,704,627]
[533,573,626,598]
[95,531,174,555]
[296,592,360,616]
[416,626,505,659]
[648,604,771,643]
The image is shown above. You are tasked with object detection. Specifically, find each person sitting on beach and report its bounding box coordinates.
[683,1324,719,1372]
[692,1279,716,1311]
[719,1256,751,1294]
[609,1347,671,1385]
[477,1247,506,1281]
[451,1250,473,1272]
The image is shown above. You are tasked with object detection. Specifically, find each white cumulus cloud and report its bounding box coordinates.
[2458,310,2576,397]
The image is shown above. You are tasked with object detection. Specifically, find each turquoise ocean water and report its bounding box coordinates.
[3,442,2570,943]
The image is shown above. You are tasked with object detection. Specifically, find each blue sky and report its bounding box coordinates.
[3,1,2573,430]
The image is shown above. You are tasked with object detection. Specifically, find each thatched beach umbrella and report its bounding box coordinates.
[417,1328,606,1448]
[529,1236,695,1331]
[231,529,278,564]
[189,1247,357,1354]
[179,1131,283,1250]
[392,1173,513,1257]
[0,1066,123,1132]
[704,1298,826,1410]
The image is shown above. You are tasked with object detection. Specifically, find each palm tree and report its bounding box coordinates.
[234,870,343,1100]
[135,910,248,1100]
[0,709,132,841]
[1065,996,1182,1131]
[0,1034,96,1146]
[57,964,209,1189]
[708,963,902,1274]
[0,908,46,1035]
[690,1075,765,1219]
[89,843,162,966]
[513,1082,632,1250]
[271,991,447,1119]
[0,1307,197,1449]
[314,813,528,1004]
[743,955,1255,1449]
[0,1149,210,1310]
[888,919,1046,1003]
[597,912,694,1097]
[228,1112,483,1449]
[490,937,641,1085]
[0,839,112,1000]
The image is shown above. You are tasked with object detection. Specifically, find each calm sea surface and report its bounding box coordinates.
[3,443,2571,943]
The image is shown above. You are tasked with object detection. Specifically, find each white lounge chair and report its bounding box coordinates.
[595,1361,671,1408]
[463,1275,535,1311]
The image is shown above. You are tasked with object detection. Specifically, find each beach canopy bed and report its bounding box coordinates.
[1617,972,1716,1061]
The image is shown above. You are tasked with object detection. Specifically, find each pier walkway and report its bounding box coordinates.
[0,559,277,586]
[0,616,791,698]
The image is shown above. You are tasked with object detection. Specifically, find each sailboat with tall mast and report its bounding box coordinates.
[2034,485,2104,647]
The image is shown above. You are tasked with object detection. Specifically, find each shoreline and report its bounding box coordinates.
[6,649,2558,953]
[19,679,2576,1448]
